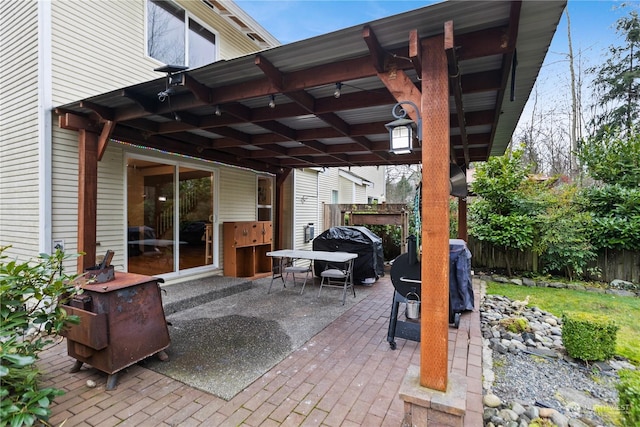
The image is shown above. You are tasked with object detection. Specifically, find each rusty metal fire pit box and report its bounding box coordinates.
[84,265,115,283]
[62,272,170,390]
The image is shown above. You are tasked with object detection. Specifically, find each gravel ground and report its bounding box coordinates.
[491,350,620,424]
[481,291,626,426]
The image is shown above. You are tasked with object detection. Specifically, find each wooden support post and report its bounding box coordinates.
[275,169,291,249]
[77,130,98,272]
[420,34,449,392]
[458,198,468,242]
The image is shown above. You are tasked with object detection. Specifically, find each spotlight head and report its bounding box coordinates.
[157,87,177,101]
[215,105,222,116]
[268,95,276,109]
[334,82,342,99]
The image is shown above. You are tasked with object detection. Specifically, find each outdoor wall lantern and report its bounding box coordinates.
[385,101,422,154]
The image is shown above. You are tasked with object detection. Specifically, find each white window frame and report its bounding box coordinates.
[145,0,219,68]
[124,151,220,278]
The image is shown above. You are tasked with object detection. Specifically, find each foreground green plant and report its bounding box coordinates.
[499,316,530,333]
[0,247,81,426]
[594,404,622,427]
[617,369,640,427]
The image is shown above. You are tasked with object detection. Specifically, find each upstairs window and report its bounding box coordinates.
[147,0,217,68]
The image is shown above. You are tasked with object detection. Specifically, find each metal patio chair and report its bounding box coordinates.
[268,257,311,294]
[318,260,355,304]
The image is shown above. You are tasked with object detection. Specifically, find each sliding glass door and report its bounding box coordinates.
[126,157,215,276]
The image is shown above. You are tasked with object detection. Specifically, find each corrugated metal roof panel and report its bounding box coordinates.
[56,0,567,172]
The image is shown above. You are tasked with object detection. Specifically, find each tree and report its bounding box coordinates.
[577,183,640,251]
[385,165,420,204]
[469,149,537,276]
[536,185,597,281]
[577,127,640,187]
[589,9,640,134]
[470,148,597,279]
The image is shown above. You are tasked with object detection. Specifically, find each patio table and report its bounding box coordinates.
[266,249,358,294]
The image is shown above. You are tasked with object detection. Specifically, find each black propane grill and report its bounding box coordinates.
[387,238,472,350]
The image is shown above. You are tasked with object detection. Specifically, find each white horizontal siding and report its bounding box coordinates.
[354,183,367,203]
[51,127,79,271]
[339,178,353,203]
[350,166,386,202]
[0,0,41,260]
[96,146,126,270]
[217,165,259,263]
[293,169,319,251]
[282,173,293,248]
[51,0,161,105]
[50,0,267,106]
[316,168,338,229]
[218,166,256,222]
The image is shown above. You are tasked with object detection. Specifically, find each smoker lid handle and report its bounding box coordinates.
[399,277,422,284]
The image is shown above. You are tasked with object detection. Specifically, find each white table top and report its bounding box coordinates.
[128,239,186,247]
[267,249,357,263]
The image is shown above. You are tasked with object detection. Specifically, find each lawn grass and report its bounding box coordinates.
[486,282,640,365]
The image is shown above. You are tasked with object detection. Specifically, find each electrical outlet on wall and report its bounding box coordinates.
[53,239,65,252]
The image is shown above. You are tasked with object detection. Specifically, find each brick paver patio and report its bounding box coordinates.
[37,275,483,426]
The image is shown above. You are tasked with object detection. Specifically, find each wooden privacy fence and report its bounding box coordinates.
[468,237,640,283]
[323,203,410,254]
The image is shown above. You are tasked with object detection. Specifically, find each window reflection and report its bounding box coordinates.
[147,0,216,67]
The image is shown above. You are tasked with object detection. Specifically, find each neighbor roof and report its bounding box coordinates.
[56,0,567,174]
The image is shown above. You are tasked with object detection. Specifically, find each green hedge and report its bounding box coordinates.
[561,312,618,361]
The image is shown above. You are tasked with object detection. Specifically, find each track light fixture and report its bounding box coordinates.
[268,94,276,109]
[154,64,188,102]
[214,105,222,116]
[334,82,342,98]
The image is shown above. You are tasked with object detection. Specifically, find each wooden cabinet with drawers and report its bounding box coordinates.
[223,221,272,277]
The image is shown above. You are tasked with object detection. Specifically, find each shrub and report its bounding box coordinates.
[500,316,530,333]
[561,312,618,361]
[528,418,556,427]
[617,369,640,427]
[0,247,80,426]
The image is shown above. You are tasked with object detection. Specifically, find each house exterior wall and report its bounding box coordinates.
[0,0,278,275]
[0,0,43,260]
[338,177,354,203]
[287,166,386,243]
[176,0,272,59]
[292,169,319,251]
[282,173,294,248]
[349,166,386,202]
[317,168,340,206]
[50,1,160,105]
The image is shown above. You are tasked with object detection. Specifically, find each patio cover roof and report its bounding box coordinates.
[56,0,567,174]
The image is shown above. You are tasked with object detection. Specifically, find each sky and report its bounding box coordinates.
[234,0,637,135]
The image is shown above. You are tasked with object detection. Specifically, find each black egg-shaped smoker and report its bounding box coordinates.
[387,236,474,350]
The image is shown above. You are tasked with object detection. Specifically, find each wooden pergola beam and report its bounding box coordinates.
[97,120,115,161]
[445,21,470,166]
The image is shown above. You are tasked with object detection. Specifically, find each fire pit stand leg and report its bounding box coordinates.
[387,292,400,349]
[106,373,119,391]
[69,360,83,373]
